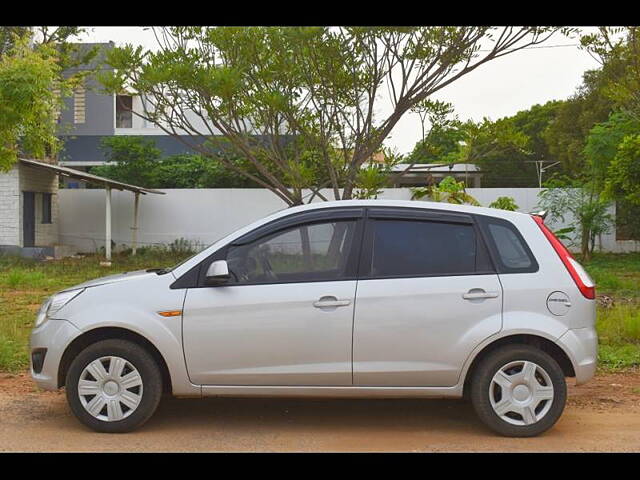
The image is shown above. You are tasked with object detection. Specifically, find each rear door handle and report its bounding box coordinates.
[462,290,500,300]
[313,296,352,308]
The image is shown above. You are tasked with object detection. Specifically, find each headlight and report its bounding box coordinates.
[34,288,84,328]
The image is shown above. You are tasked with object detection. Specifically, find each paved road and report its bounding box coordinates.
[1,371,639,452]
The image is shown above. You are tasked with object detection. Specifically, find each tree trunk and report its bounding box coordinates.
[581,226,591,261]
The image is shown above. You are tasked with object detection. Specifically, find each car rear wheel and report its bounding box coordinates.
[470,345,567,437]
[65,339,162,433]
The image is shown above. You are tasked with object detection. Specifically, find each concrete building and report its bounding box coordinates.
[0,159,163,259]
[0,159,63,258]
[57,42,210,184]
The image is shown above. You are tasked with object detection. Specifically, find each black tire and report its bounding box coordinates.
[469,345,567,437]
[65,339,163,433]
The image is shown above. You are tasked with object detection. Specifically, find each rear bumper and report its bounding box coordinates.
[30,319,81,391]
[557,326,598,385]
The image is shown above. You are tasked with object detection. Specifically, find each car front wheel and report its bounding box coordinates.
[65,339,163,433]
[470,345,567,437]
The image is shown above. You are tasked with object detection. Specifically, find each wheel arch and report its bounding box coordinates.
[461,334,575,398]
[58,326,172,394]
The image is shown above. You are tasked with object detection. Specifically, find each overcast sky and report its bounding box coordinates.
[78,27,602,155]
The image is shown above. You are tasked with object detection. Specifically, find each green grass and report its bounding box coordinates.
[6,270,47,289]
[583,252,640,370]
[1,250,639,373]
[597,344,640,370]
[596,304,640,345]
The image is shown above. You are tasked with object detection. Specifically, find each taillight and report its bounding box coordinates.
[532,215,596,299]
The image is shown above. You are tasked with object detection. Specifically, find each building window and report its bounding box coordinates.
[116,95,133,128]
[73,83,86,124]
[42,193,52,224]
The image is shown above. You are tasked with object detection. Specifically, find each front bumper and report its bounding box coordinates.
[30,319,81,391]
[557,326,598,385]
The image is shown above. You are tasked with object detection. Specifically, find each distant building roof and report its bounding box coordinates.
[389,163,481,173]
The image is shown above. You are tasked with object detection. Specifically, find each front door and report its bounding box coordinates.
[182,216,362,386]
[353,211,503,387]
[22,192,35,247]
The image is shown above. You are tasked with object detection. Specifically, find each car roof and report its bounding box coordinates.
[278,199,530,222]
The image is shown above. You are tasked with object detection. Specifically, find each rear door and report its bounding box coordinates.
[353,208,503,387]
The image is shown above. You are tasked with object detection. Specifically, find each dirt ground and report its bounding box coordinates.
[1,371,639,452]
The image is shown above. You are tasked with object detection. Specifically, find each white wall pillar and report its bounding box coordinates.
[132,192,140,256]
[105,187,112,261]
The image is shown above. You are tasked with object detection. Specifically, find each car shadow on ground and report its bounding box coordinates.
[145,396,489,435]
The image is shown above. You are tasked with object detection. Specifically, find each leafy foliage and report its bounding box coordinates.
[0,38,64,170]
[0,27,93,171]
[406,100,464,165]
[605,133,640,206]
[584,112,640,192]
[90,136,258,188]
[411,176,480,205]
[488,196,519,211]
[457,117,534,187]
[537,187,613,260]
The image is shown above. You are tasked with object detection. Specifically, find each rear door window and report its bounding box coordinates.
[365,218,493,278]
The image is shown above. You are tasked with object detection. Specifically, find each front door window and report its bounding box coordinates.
[226,220,357,284]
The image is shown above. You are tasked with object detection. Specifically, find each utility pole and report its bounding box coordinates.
[526,160,560,188]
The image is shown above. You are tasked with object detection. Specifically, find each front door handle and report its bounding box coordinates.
[313,296,352,308]
[462,290,500,300]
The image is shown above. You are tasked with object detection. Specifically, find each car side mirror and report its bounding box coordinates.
[205,260,230,286]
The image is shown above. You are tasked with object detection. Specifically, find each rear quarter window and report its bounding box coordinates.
[478,216,538,274]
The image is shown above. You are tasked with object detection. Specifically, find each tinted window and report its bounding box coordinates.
[226,220,356,284]
[369,220,483,277]
[488,223,533,270]
[478,216,538,273]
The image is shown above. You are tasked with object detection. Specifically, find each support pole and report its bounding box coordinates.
[132,192,140,256]
[105,186,112,262]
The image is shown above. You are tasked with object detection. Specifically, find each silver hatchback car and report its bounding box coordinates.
[30,200,597,436]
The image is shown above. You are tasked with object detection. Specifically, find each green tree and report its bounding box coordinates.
[583,112,640,191]
[542,29,634,180]
[100,26,565,206]
[406,100,464,165]
[605,133,640,206]
[0,27,93,171]
[537,182,613,261]
[457,117,534,187]
[153,154,258,188]
[510,101,562,163]
[90,136,259,188]
[580,27,640,120]
[91,136,161,186]
[0,37,63,170]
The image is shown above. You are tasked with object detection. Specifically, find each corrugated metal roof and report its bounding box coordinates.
[19,158,165,195]
[390,163,481,173]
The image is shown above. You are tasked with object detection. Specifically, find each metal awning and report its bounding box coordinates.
[19,158,165,263]
[19,158,165,195]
